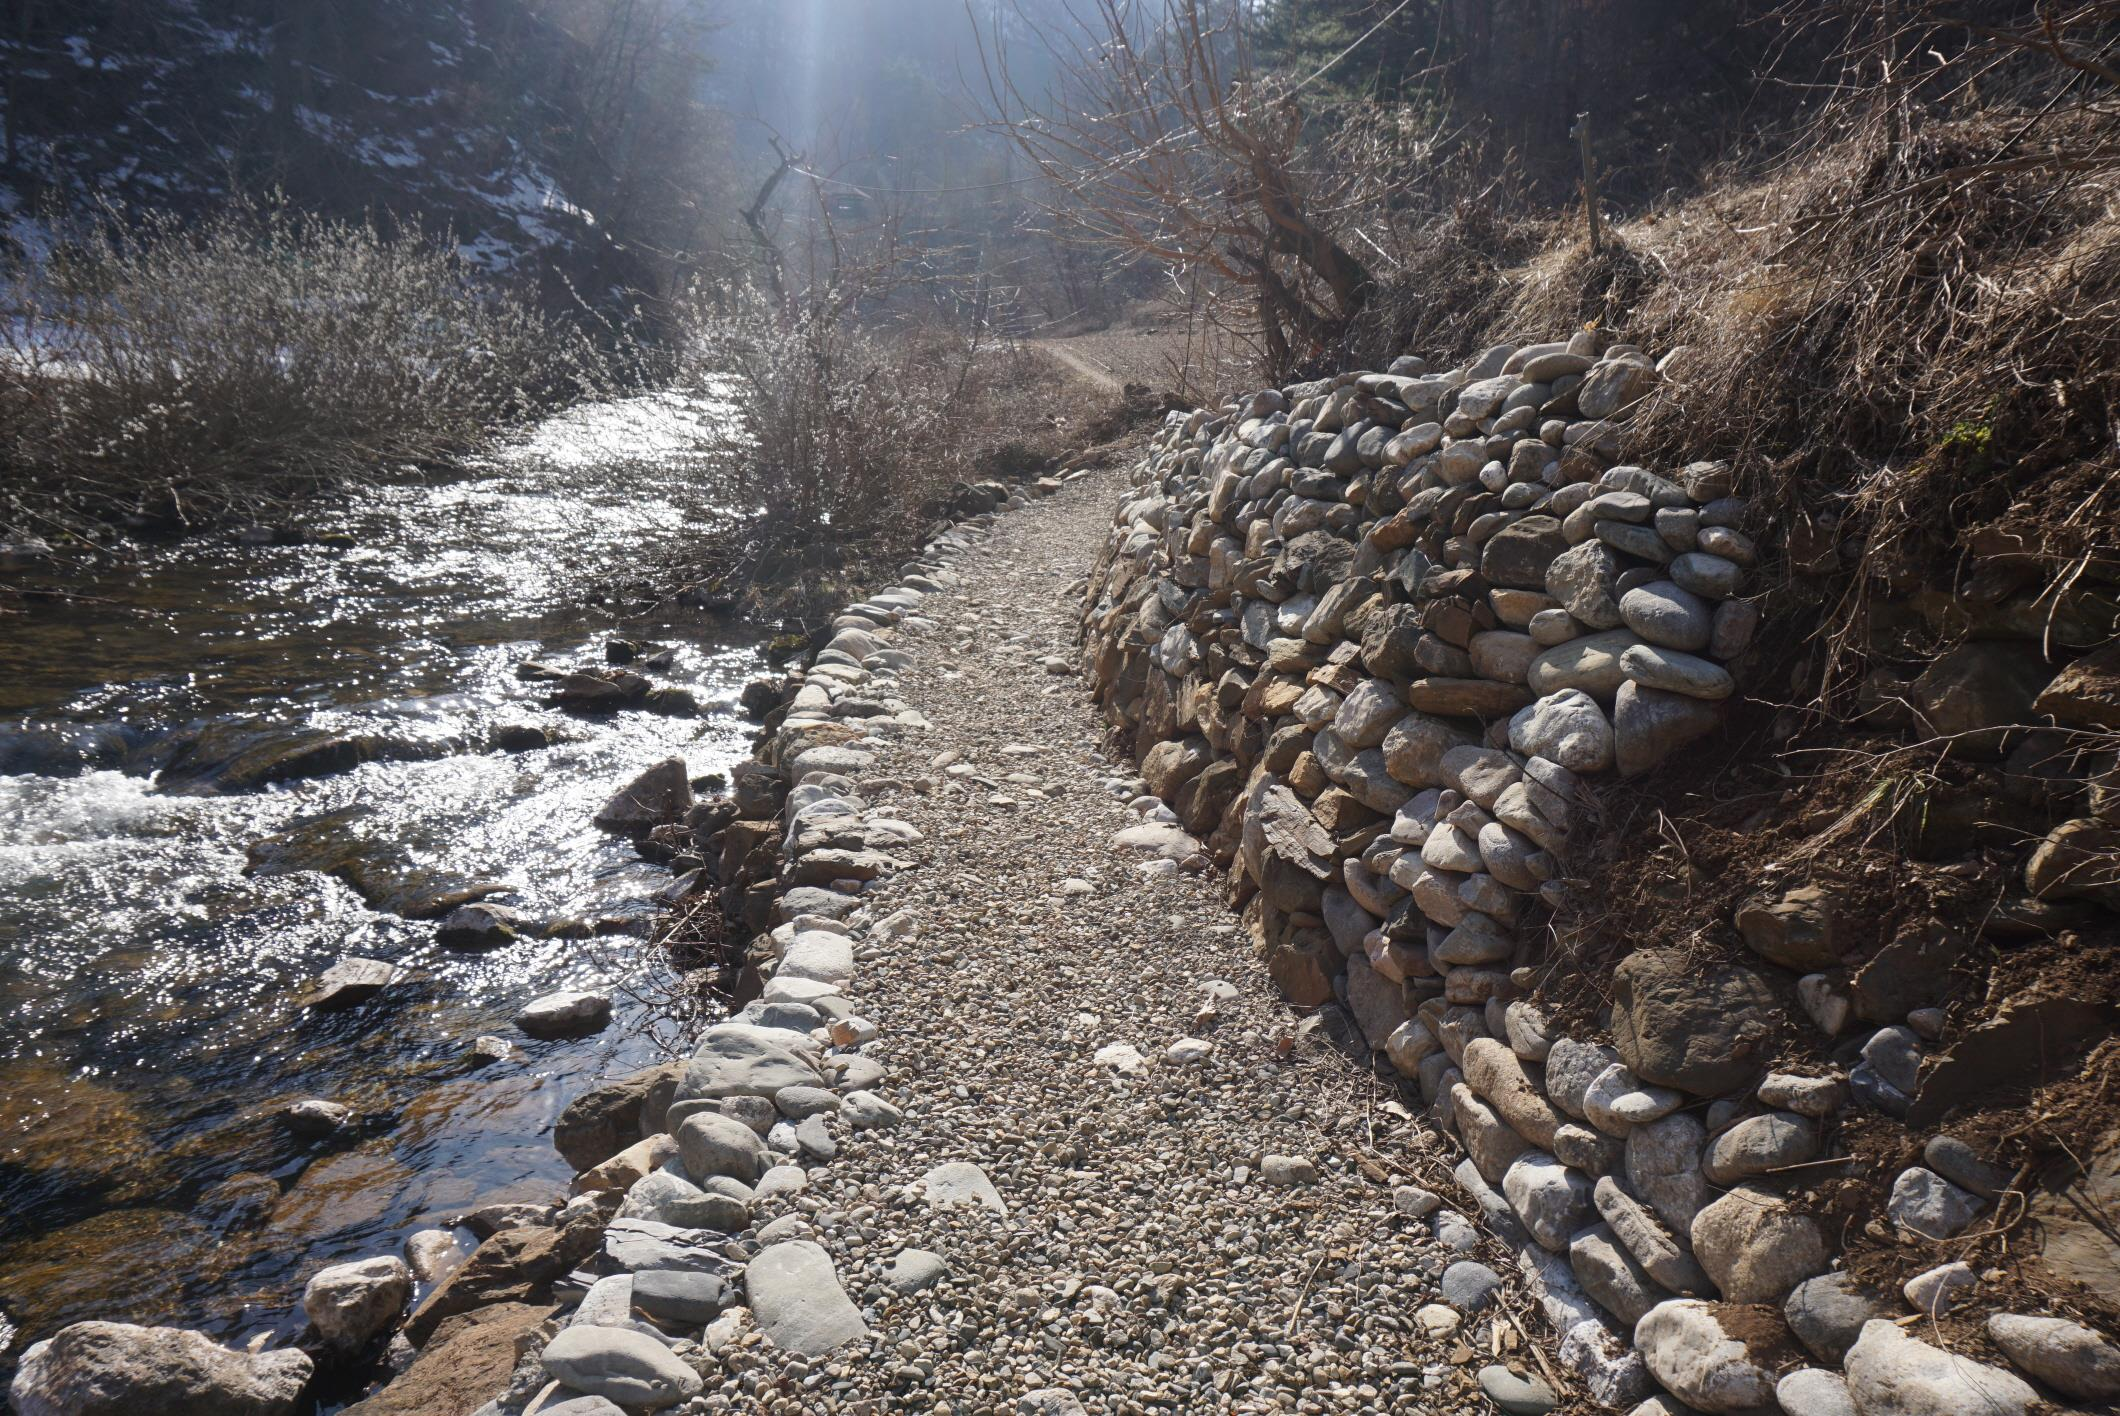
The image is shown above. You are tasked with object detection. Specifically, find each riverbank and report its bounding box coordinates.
[0,391,771,1396]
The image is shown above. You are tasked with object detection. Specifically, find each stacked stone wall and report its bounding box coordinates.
[1078,335,2120,1414]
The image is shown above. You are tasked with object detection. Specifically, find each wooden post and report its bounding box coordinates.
[1574,112,1603,255]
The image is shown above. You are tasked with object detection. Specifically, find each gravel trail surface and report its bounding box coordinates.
[715,471,1533,1414]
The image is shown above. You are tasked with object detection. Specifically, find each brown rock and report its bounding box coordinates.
[1461,1038,1563,1149]
[1480,516,1570,591]
[403,1220,599,1344]
[1849,919,1969,1024]
[1611,948,1779,1097]
[342,1302,550,1415]
[1734,884,1849,972]
[2026,817,2120,910]
[1405,678,1535,718]
[1266,928,1337,1006]
[553,1062,684,1173]
[1909,642,2054,756]
[2033,641,2120,730]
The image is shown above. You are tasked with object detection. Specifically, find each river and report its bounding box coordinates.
[0,391,760,1385]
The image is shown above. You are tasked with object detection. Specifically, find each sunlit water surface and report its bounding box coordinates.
[0,391,758,1390]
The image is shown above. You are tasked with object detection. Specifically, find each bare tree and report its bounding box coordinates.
[976,0,1373,375]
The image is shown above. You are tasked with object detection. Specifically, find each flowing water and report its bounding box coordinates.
[0,391,762,1383]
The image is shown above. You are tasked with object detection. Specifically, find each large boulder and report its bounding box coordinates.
[339,1302,547,1415]
[1481,516,1570,591]
[1610,948,1779,1097]
[676,1024,826,1103]
[8,1322,312,1416]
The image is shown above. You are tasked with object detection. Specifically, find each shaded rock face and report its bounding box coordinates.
[8,1322,312,1416]
[593,757,693,833]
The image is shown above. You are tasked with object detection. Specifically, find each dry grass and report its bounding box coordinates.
[1,198,608,541]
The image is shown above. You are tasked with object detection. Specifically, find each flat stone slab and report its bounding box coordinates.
[679,1024,826,1101]
[778,932,856,986]
[923,1161,1006,1214]
[744,1240,868,1357]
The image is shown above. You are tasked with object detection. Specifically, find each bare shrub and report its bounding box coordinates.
[0,198,609,539]
[664,280,1083,619]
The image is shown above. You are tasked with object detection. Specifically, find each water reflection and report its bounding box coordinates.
[0,391,755,1371]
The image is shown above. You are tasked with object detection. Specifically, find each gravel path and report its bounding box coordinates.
[712,470,1534,1414]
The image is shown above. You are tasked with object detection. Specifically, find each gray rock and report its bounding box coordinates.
[1528,629,1640,697]
[1433,1210,1481,1251]
[1922,1135,2011,1199]
[1570,1223,1670,1327]
[1902,1260,1976,1316]
[1614,681,1723,775]
[1477,1365,1559,1415]
[308,957,396,1010]
[593,757,693,832]
[630,1269,731,1326]
[598,1218,741,1278]
[1634,1299,1780,1416]
[1756,1071,1848,1118]
[300,1255,411,1356]
[540,1325,702,1409]
[1691,1183,1832,1304]
[517,991,613,1039]
[279,1098,352,1138]
[1703,1112,1820,1184]
[1261,1153,1319,1185]
[1775,1367,1857,1416]
[7,1322,312,1416]
[794,1112,837,1160]
[1610,948,1778,1097]
[676,1112,769,1186]
[678,1024,826,1102]
[1842,1319,2038,1416]
[1986,1312,2120,1401]
[1547,1038,1622,1119]
[839,1090,902,1129]
[923,1161,1006,1213]
[527,1397,627,1416]
[1017,1390,1089,1416]
[1626,1112,1712,1236]
[1670,551,1743,599]
[745,1240,868,1357]
[1545,541,1627,629]
[1502,1152,1595,1251]
[1594,1176,1711,1296]
[1508,689,1614,773]
[1393,1186,1442,1219]
[1887,1166,1981,1240]
[1785,1272,1892,1365]
[1620,644,1733,700]
[772,1085,841,1119]
[885,1248,949,1295]
[1620,582,1713,652]
[618,1169,748,1232]
[1440,1260,1503,1311]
